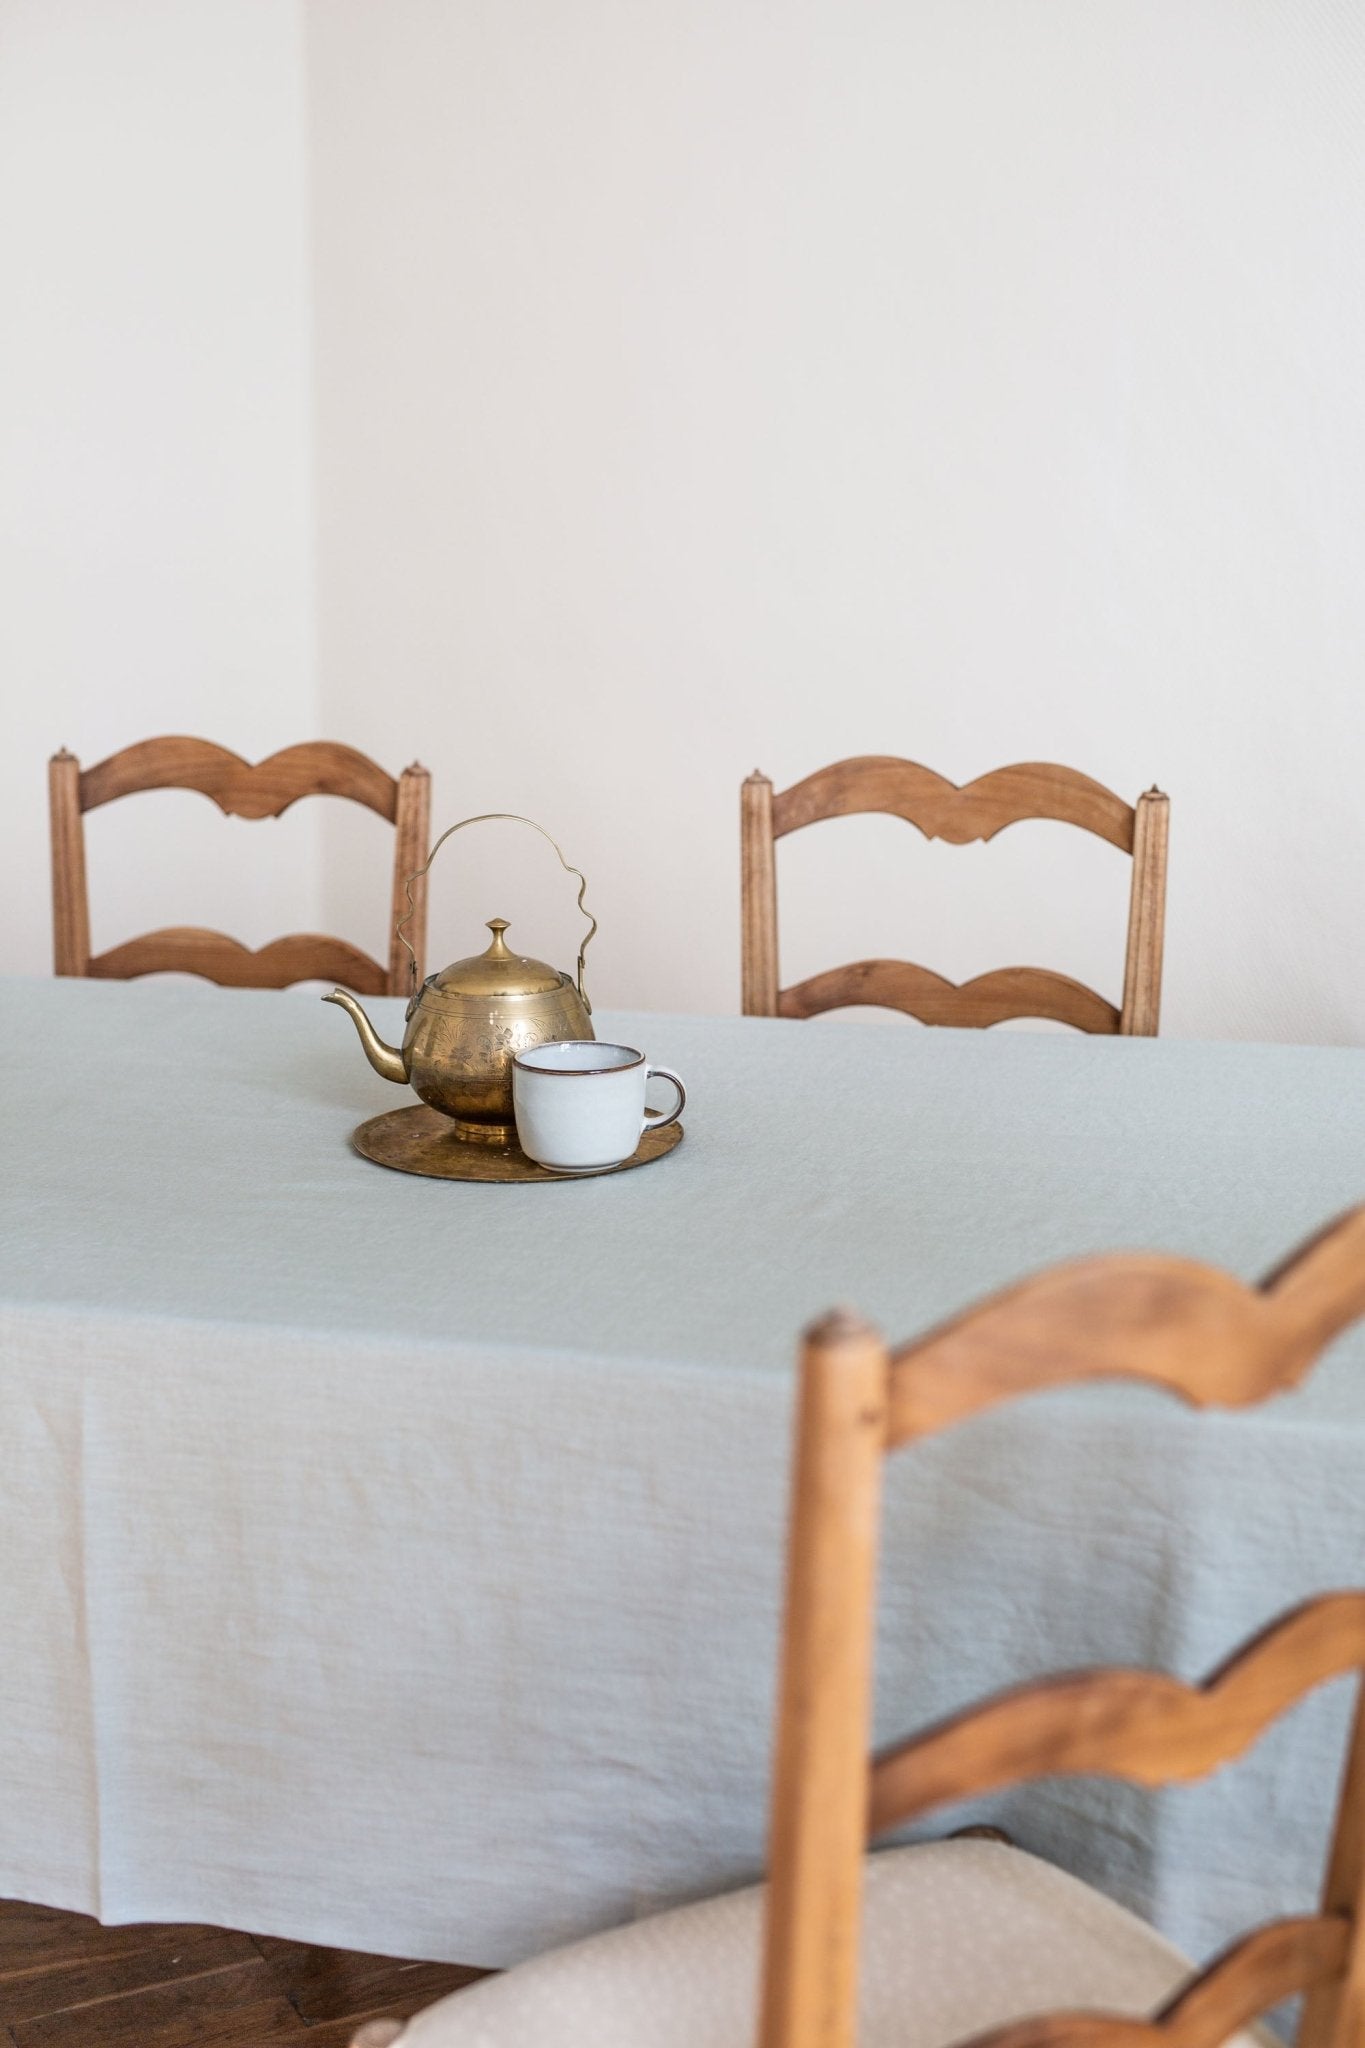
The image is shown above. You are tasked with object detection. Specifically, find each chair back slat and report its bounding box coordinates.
[887,1211,1365,1450]
[778,962,1119,1032]
[79,737,400,821]
[967,1917,1352,2048]
[869,1595,1365,1837]
[86,927,389,994]
[741,757,1167,1033]
[50,739,430,995]
[770,758,1136,852]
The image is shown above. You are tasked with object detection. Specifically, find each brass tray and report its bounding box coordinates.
[351,1104,684,1183]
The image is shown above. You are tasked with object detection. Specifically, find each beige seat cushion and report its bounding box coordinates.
[388,1839,1267,2047]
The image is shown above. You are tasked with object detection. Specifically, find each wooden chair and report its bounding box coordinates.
[49,738,431,994]
[741,758,1170,1034]
[360,1206,1365,2048]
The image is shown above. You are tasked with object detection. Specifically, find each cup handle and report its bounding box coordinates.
[642,1067,686,1133]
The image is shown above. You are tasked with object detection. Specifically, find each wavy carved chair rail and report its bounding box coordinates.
[48,738,431,995]
[359,1208,1365,2048]
[740,757,1170,1034]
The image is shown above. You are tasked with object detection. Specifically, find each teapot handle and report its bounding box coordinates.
[395,813,598,1016]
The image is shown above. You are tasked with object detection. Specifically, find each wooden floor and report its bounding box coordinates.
[0,1899,486,2046]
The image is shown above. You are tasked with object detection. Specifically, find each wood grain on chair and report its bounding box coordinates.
[49,738,431,996]
[741,756,1169,1034]
[760,1205,1365,2048]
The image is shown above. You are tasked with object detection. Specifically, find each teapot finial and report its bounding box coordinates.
[485,918,511,957]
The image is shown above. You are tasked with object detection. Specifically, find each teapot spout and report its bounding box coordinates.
[323,989,407,1085]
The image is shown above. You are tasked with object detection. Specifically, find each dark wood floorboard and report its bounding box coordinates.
[0,1900,486,2046]
[0,1904,250,1977]
[253,1937,485,2025]
[0,1928,259,2028]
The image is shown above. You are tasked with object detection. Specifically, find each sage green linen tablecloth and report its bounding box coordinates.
[2,974,1364,1970]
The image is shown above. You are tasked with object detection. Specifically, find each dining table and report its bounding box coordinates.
[3,971,1364,1975]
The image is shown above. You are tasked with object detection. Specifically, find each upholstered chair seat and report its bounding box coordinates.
[362,1838,1265,2048]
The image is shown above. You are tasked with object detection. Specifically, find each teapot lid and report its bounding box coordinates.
[433,919,566,998]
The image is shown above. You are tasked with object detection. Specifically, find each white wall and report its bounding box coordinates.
[0,0,318,974]
[306,0,1365,1041]
[5,5,1362,1041]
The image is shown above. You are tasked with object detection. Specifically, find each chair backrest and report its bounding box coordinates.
[741,758,1169,1035]
[49,737,431,995]
[760,1207,1365,2048]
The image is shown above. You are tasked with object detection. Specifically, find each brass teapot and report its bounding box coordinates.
[325,813,595,1145]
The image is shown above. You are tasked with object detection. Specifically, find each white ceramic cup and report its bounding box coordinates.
[512,1041,686,1172]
